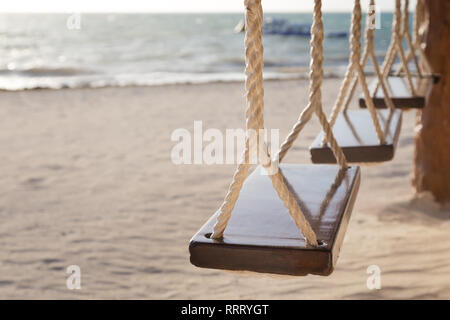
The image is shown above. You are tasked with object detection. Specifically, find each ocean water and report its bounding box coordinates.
[0,13,399,90]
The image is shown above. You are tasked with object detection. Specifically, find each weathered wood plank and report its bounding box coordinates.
[189,164,360,276]
[310,109,402,163]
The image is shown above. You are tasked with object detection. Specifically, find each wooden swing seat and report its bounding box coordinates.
[189,164,361,276]
[400,72,440,84]
[359,75,434,109]
[394,61,441,84]
[310,109,403,164]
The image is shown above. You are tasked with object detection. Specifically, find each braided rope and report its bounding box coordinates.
[343,0,371,112]
[260,152,318,246]
[325,0,385,144]
[381,0,415,95]
[381,2,399,77]
[253,1,318,245]
[364,0,396,112]
[380,41,395,78]
[395,0,423,77]
[370,50,396,112]
[326,1,363,129]
[345,0,395,112]
[310,0,348,166]
[363,1,395,112]
[210,0,263,239]
[381,0,402,77]
[352,1,385,143]
[278,0,347,167]
[403,0,422,77]
[394,0,415,94]
[399,0,420,73]
[211,0,318,246]
[210,151,252,239]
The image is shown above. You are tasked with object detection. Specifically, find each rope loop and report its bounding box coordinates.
[350,0,363,68]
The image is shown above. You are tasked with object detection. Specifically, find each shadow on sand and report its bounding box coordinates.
[377,192,450,225]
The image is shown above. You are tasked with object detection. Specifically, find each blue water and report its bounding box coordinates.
[0,13,399,90]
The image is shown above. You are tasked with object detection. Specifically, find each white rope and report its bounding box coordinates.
[403,0,422,76]
[344,0,396,113]
[394,0,422,77]
[278,0,348,167]
[210,0,262,239]
[401,0,432,75]
[326,0,386,144]
[380,0,415,95]
[211,0,318,246]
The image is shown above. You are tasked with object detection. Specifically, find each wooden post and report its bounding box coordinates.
[413,0,450,203]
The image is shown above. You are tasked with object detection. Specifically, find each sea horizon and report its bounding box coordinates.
[0,12,401,91]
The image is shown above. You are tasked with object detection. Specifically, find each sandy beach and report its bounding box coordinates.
[1,78,449,299]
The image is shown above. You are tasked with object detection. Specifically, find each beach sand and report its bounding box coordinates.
[1,79,449,299]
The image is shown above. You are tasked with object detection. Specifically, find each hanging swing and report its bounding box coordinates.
[399,0,438,82]
[189,0,360,276]
[359,0,435,109]
[310,0,402,164]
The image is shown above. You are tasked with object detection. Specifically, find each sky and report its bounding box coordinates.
[0,0,417,13]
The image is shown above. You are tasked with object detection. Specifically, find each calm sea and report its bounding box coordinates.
[0,13,400,90]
